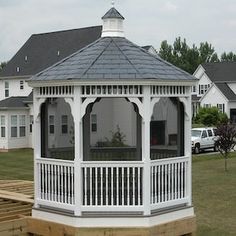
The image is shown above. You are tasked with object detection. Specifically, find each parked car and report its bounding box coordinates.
[191,127,217,154]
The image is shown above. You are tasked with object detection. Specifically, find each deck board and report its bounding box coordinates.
[0,180,33,223]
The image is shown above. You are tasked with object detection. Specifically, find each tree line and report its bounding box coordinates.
[158,37,236,74]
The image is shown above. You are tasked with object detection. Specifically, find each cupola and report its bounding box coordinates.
[101,4,125,37]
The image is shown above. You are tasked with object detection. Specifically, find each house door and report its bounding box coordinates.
[150,121,165,145]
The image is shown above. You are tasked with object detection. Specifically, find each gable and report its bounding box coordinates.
[193,64,205,79]
[199,73,212,85]
[200,84,228,105]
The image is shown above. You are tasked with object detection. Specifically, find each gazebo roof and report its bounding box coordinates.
[30,37,195,82]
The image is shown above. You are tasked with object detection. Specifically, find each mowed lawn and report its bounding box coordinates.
[193,152,236,236]
[0,149,235,235]
[0,149,33,180]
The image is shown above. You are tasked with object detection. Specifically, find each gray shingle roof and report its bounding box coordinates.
[215,83,236,101]
[0,26,102,77]
[102,7,125,20]
[0,93,32,109]
[202,62,236,82]
[31,37,195,82]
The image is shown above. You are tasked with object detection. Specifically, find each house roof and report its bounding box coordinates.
[202,62,236,82]
[102,7,125,20]
[0,93,32,109]
[31,37,195,82]
[215,83,236,101]
[0,26,102,77]
[142,45,153,51]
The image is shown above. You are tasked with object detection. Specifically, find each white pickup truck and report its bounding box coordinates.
[191,127,217,154]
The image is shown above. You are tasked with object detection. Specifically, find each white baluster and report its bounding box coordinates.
[101,167,103,205]
[111,167,114,206]
[84,168,87,206]
[132,167,135,206]
[106,167,108,205]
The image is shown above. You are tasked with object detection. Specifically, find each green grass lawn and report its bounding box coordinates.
[193,152,236,236]
[0,149,235,235]
[0,149,33,180]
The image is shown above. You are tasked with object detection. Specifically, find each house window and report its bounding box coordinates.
[30,115,33,133]
[192,86,196,93]
[20,80,24,90]
[91,114,97,132]
[5,82,9,97]
[217,104,225,113]
[61,115,68,134]
[19,115,26,137]
[204,104,211,108]
[199,84,210,95]
[0,116,6,138]
[49,115,55,134]
[11,115,17,137]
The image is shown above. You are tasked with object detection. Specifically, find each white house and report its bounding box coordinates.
[0,26,102,150]
[192,62,236,121]
[28,6,196,236]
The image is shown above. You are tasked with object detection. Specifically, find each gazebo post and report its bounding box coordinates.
[33,94,46,208]
[73,86,83,216]
[142,85,151,215]
[180,92,192,206]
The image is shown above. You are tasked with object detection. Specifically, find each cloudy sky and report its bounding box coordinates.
[0,0,236,62]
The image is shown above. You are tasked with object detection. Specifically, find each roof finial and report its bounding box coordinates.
[111,0,115,7]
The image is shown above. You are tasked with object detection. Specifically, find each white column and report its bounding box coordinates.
[33,116,41,208]
[142,86,151,215]
[73,86,83,216]
[180,90,192,206]
[185,95,192,206]
[33,91,46,208]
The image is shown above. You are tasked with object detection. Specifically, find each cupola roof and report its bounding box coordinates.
[102,7,125,20]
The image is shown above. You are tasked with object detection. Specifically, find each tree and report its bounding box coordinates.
[215,123,236,171]
[221,52,236,62]
[105,125,127,147]
[198,42,217,63]
[158,38,226,74]
[194,107,228,126]
[0,62,7,72]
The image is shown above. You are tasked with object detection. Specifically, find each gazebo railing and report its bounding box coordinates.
[81,161,143,211]
[36,158,75,211]
[35,156,190,214]
[150,156,189,210]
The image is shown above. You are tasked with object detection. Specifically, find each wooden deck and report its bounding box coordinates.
[0,180,33,223]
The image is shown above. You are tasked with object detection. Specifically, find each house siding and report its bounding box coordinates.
[0,77,32,101]
[200,85,228,116]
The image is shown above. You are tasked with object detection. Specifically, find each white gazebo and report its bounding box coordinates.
[29,6,196,236]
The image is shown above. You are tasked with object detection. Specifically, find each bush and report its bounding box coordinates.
[194,107,228,126]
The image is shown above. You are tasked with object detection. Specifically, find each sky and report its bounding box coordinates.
[0,0,236,62]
